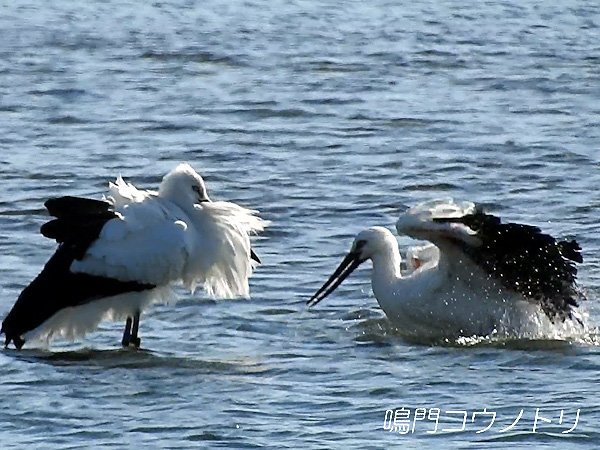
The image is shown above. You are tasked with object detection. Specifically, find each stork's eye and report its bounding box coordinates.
[355,240,367,249]
[192,185,202,194]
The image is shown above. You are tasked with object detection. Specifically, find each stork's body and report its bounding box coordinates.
[309,200,583,339]
[2,163,268,349]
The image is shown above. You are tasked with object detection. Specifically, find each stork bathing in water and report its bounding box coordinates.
[1,163,268,349]
[308,200,584,339]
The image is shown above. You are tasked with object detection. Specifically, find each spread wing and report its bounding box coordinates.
[396,199,582,321]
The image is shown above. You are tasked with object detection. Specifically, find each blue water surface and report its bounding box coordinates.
[1,1,599,448]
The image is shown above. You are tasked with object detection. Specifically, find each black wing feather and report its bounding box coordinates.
[41,196,117,259]
[44,196,114,219]
[435,209,582,322]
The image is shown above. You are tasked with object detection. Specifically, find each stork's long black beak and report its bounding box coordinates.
[307,251,364,308]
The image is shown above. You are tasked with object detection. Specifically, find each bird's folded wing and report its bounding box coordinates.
[70,201,190,286]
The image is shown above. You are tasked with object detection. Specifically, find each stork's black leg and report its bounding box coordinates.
[130,311,141,348]
[122,316,133,347]
[121,311,141,348]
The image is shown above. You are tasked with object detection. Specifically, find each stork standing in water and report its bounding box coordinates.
[1,163,268,349]
[309,200,583,338]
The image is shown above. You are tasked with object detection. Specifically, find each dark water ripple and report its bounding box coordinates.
[1,0,600,448]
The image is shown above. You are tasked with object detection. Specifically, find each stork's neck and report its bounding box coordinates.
[370,242,402,300]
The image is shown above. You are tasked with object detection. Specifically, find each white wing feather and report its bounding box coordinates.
[70,198,190,286]
[105,175,154,206]
[187,201,269,298]
[71,177,268,299]
[405,243,440,272]
[396,198,481,247]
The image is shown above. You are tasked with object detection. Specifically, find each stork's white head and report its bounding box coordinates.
[350,227,398,262]
[158,163,210,209]
[308,226,397,307]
